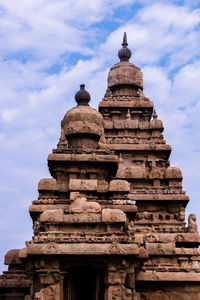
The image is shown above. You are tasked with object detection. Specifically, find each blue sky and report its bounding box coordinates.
[0,0,200,272]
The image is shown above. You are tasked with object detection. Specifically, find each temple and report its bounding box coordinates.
[0,33,200,300]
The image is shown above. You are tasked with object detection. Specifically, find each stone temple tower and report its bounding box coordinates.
[0,33,200,300]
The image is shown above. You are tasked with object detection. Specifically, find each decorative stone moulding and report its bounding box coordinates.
[108,61,143,89]
[62,106,104,137]
[40,208,127,224]
[38,178,58,191]
[69,179,97,191]
[112,199,136,205]
[40,208,64,223]
[102,208,126,223]
[117,165,145,179]
[109,179,130,192]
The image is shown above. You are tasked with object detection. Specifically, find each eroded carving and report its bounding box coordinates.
[188,214,198,232]
[69,192,101,213]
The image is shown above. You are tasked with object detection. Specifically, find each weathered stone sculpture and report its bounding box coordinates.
[0,33,200,300]
[69,192,101,213]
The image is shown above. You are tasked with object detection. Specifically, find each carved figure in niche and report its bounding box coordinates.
[136,213,143,221]
[145,234,157,243]
[33,221,41,235]
[35,284,58,300]
[125,109,131,129]
[107,267,126,285]
[188,214,198,232]
[123,287,132,300]
[34,289,43,300]
[98,135,110,151]
[105,87,112,97]
[69,192,101,213]
[60,127,67,144]
[176,235,185,242]
[178,208,185,221]
[127,221,134,234]
[137,88,146,99]
[143,212,153,220]
[148,158,162,179]
[108,285,122,300]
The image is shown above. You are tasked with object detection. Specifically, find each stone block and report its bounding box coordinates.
[165,167,182,179]
[102,208,126,223]
[40,208,64,223]
[145,243,175,255]
[109,180,130,192]
[63,213,101,223]
[38,178,58,191]
[69,179,97,191]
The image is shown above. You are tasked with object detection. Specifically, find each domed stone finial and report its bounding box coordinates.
[75,84,91,106]
[153,109,158,119]
[118,32,132,62]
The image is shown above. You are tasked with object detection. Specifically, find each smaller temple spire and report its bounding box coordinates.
[118,32,132,62]
[75,84,91,106]
[153,109,158,119]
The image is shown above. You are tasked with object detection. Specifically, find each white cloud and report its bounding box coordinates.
[1,108,20,122]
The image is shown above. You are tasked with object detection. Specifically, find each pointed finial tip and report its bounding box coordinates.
[153,109,158,119]
[118,32,132,62]
[122,32,128,46]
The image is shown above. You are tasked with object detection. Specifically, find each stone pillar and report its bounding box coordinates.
[104,263,141,300]
[105,264,127,300]
[34,270,63,300]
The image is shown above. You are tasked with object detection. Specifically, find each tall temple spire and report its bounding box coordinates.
[118,32,132,62]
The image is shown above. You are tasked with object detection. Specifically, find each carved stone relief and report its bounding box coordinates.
[188,214,198,232]
[34,283,60,300]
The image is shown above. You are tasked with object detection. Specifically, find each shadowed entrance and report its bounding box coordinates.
[64,266,105,300]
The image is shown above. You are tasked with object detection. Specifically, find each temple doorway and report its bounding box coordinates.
[64,266,105,300]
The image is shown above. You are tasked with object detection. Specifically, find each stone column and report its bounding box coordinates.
[104,264,125,300]
[104,263,140,300]
[34,270,63,300]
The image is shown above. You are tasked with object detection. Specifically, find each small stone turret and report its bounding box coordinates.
[108,32,143,96]
[62,84,104,148]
